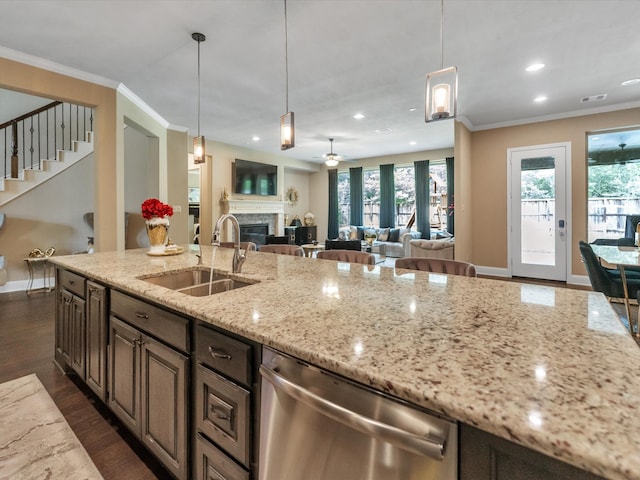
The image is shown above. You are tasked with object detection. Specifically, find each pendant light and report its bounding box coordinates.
[192,32,206,163]
[425,0,457,122]
[280,0,295,150]
[325,138,340,167]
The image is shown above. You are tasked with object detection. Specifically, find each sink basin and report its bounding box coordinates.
[139,268,255,296]
[177,278,252,297]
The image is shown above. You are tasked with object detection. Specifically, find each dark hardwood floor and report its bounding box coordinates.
[0,291,173,480]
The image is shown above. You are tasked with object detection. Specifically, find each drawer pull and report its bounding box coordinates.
[210,405,230,420]
[209,346,232,360]
[135,311,149,319]
[68,280,76,286]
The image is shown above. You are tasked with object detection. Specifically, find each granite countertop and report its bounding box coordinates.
[0,374,103,479]
[50,245,640,480]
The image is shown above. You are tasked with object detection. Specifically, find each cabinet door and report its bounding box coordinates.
[141,335,189,480]
[55,289,73,368]
[69,295,86,379]
[109,316,141,436]
[460,424,605,480]
[86,281,107,401]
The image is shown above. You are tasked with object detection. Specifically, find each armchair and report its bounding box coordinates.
[578,240,640,300]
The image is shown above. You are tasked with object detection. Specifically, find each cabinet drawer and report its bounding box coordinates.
[197,325,252,385]
[195,433,249,480]
[59,269,86,298]
[196,364,250,466]
[111,290,189,353]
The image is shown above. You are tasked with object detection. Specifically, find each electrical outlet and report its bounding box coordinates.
[173,205,182,213]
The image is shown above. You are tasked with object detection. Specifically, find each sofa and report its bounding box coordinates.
[337,226,421,257]
[409,237,455,260]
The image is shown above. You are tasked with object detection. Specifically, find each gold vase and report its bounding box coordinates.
[146,217,170,254]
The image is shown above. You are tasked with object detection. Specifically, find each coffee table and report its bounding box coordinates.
[301,243,325,257]
[362,241,386,263]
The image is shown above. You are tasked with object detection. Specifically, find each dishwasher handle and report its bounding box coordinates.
[260,364,447,460]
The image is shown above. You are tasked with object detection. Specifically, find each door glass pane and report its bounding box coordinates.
[520,156,555,266]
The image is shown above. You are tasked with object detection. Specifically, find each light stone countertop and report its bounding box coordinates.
[0,374,103,479]
[50,245,640,480]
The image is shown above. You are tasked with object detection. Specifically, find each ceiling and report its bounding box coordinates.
[1,0,639,163]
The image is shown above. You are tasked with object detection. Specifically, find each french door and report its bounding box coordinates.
[508,143,571,281]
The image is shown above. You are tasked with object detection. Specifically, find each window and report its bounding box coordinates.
[394,165,415,227]
[587,128,640,242]
[338,171,350,227]
[363,168,380,227]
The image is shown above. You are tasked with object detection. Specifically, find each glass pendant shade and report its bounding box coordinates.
[426,66,457,122]
[193,135,205,164]
[280,112,295,150]
[325,155,339,167]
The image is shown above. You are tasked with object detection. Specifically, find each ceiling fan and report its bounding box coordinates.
[323,138,342,167]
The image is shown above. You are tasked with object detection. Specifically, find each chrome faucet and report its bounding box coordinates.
[211,213,247,273]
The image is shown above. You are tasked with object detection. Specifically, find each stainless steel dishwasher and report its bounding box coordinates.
[259,347,458,480]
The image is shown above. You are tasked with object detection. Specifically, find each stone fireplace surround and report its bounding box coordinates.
[221,199,286,242]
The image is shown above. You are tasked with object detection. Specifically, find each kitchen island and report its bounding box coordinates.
[50,245,640,480]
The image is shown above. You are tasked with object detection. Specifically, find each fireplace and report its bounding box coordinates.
[239,223,269,247]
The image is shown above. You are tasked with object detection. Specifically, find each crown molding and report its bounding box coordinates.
[470,100,640,132]
[0,45,118,89]
[116,83,169,128]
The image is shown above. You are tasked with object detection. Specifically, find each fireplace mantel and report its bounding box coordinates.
[221,199,286,215]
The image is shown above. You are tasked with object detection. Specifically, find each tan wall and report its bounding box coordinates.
[454,121,472,262]
[469,107,640,277]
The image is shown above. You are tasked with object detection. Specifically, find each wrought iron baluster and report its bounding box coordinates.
[60,103,65,151]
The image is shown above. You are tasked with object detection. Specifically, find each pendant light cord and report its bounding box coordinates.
[440,0,444,70]
[284,0,290,112]
[197,37,201,136]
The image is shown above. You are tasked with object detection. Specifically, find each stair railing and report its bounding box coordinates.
[1,101,94,179]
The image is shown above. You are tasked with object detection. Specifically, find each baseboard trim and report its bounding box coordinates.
[0,277,55,294]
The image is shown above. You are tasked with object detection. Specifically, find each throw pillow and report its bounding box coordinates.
[388,228,400,242]
[356,226,366,240]
[377,227,390,241]
[349,226,359,240]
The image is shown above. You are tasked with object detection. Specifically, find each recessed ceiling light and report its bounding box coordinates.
[409,141,417,146]
[534,95,548,103]
[409,107,417,112]
[252,136,260,142]
[526,63,545,72]
[374,128,392,134]
[353,113,365,120]
[622,78,640,86]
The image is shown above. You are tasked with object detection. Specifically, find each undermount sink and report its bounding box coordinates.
[138,267,254,296]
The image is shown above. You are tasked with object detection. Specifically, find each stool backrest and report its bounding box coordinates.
[395,257,476,277]
[317,249,375,265]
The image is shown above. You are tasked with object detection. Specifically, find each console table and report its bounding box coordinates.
[24,256,53,294]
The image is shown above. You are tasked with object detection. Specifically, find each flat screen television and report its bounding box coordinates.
[233,159,277,196]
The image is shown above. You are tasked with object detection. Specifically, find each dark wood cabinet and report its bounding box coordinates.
[460,424,605,480]
[55,267,87,379]
[109,292,190,480]
[295,225,317,245]
[194,323,260,480]
[86,281,108,401]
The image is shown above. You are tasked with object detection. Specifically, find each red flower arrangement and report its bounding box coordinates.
[141,198,174,220]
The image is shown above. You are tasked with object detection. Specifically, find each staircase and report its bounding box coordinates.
[0,102,94,207]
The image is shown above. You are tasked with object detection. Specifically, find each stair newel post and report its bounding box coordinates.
[10,121,18,179]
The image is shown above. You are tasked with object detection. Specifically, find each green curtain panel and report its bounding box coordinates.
[414,160,430,239]
[327,168,339,239]
[350,167,364,226]
[446,157,454,235]
[379,164,395,228]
